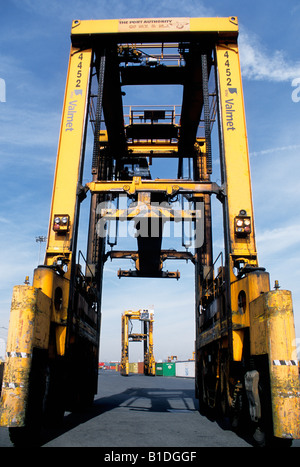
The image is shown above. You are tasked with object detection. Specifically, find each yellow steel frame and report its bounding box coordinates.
[1,16,299,443]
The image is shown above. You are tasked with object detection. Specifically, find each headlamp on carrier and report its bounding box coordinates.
[53,214,70,233]
[234,210,251,237]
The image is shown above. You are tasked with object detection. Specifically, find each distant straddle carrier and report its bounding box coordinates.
[0,17,299,447]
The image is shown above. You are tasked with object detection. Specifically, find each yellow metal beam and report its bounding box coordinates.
[215,42,257,266]
[71,17,238,37]
[45,46,92,266]
[120,313,129,376]
[87,177,223,197]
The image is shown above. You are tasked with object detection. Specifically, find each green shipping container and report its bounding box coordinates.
[163,362,176,377]
[155,363,163,376]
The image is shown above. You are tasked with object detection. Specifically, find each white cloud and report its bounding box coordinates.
[0,107,60,151]
[250,144,300,158]
[256,223,300,255]
[239,29,300,82]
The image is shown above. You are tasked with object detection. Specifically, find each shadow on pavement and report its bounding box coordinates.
[39,381,198,446]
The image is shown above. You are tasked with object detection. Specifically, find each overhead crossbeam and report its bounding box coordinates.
[86,177,223,197]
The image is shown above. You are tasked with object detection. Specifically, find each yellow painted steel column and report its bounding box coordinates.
[250,290,300,439]
[215,42,257,266]
[0,286,51,427]
[45,46,93,268]
[120,314,129,376]
[148,319,155,376]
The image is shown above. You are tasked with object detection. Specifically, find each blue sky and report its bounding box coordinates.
[1,0,300,362]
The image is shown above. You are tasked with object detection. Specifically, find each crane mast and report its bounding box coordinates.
[0,17,299,447]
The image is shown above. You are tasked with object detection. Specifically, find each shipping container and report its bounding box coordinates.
[163,362,176,377]
[155,363,163,376]
[175,361,195,378]
[138,362,144,374]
